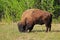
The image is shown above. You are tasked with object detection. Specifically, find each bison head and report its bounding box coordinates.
[17,22,26,32]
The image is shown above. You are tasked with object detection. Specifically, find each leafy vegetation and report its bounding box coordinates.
[0,0,60,23]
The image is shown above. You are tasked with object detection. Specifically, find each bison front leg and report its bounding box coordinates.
[28,24,34,32]
[46,25,49,32]
[24,26,28,32]
[29,26,34,32]
[25,25,34,32]
[25,24,32,32]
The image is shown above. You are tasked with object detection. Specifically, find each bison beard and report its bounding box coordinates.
[17,9,52,32]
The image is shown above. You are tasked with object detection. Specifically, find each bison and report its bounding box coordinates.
[18,9,52,32]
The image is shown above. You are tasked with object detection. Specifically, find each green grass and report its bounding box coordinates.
[0,23,60,40]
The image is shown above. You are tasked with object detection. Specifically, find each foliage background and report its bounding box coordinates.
[0,0,60,23]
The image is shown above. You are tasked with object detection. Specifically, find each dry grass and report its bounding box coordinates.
[0,23,60,40]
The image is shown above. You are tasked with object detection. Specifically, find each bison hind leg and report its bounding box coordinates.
[48,24,51,31]
[27,24,34,32]
[45,23,51,32]
[45,16,52,32]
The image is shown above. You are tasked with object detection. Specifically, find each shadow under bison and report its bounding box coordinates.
[18,9,52,32]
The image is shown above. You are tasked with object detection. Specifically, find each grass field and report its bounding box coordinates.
[0,23,60,40]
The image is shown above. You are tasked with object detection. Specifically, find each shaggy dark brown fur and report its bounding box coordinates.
[18,9,52,32]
